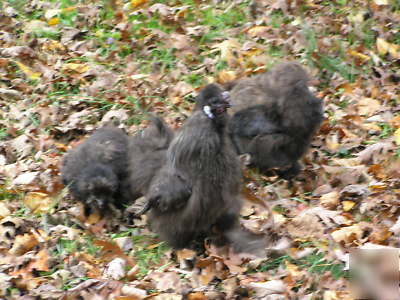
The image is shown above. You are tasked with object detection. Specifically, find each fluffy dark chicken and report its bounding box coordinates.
[228,62,324,179]
[127,115,174,202]
[145,84,243,249]
[61,127,129,215]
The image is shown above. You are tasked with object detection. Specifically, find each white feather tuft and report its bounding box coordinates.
[203,105,214,119]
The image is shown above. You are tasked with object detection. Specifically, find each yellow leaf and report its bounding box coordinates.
[62,63,90,73]
[394,128,400,146]
[348,50,370,62]
[15,61,41,80]
[376,38,399,58]
[24,192,53,214]
[43,40,65,52]
[131,0,147,8]
[48,17,59,26]
[342,201,356,211]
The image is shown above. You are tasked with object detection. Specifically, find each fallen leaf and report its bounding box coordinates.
[342,201,356,211]
[0,202,11,219]
[15,61,41,80]
[12,172,39,186]
[149,271,184,292]
[61,63,90,74]
[48,17,60,26]
[104,258,126,280]
[44,9,60,19]
[24,192,53,214]
[246,26,270,38]
[356,141,394,164]
[217,70,237,83]
[348,50,370,62]
[320,191,340,209]
[28,249,50,272]
[9,233,39,255]
[187,292,207,300]
[376,38,399,58]
[120,285,147,298]
[131,0,147,9]
[357,97,381,116]
[331,224,363,245]
[394,128,400,146]
[248,280,286,298]
[93,240,135,266]
[212,39,241,67]
[1,46,36,58]
[373,0,388,4]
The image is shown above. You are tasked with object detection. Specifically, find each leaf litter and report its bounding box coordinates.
[0,0,399,298]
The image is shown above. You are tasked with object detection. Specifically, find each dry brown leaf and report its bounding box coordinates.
[9,233,39,255]
[357,97,381,116]
[212,39,241,67]
[217,70,237,83]
[93,240,135,266]
[287,213,324,239]
[187,292,207,300]
[149,271,184,292]
[246,26,270,38]
[23,192,53,214]
[247,280,286,298]
[199,264,217,285]
[356,141,394,164]
[331,224,363,245]
[1,46,36,58]
[320,191,340,209]
[12,172,39,186]
[0,202,11,219]
[27,249,50,272]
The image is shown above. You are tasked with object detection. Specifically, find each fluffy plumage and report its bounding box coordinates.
[127,115,174,202]
[228,62,324,178]
[146,84,243,249]
[61,127,129,215]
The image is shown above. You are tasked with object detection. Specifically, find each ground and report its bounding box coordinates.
[0,0,399,299]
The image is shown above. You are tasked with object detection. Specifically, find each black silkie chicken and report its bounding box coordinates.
[127,114,175,202]
[228,62,324,179]
[61,127,129,215]
[144,84,244,250]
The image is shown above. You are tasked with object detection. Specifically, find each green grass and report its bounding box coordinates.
[252,251,348,280]
[0,128,9,141]
[53,236,101,256]
[378,123,395,139]
[131,235,170,277]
